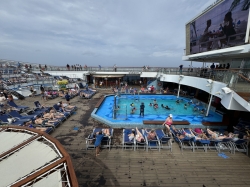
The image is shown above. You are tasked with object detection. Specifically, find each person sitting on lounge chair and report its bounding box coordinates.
[49,109,65,118]
[128,129,136,141]
[34,116,57,127]
[206,128,228,140]
[24,121,48,132]
[79,91,91,98]
[102,128,110,136]
[58,101,75,110]
[182,128,208,140]
[43,111,62,120]
[145,129,156,140]
[135,127,145,143]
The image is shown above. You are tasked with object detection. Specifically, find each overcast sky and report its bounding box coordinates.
[0,0,215,67]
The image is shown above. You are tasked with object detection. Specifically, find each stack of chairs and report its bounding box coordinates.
[86,128,113,150]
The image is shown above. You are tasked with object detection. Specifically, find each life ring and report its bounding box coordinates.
[158,82,162,86]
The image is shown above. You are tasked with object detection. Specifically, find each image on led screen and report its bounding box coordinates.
[190,0,250,54]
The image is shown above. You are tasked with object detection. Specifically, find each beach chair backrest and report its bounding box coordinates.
[8,111,22,118]
[0,114,11,123]
[7,101,18,107]
[34,101,41,108]
[53,104,60,111]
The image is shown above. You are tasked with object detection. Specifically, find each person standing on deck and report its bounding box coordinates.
[163,114,173,136]
[179,65,183,74]
[95,131,104,157]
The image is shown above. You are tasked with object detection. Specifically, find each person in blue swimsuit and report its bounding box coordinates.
[95,131,104,157]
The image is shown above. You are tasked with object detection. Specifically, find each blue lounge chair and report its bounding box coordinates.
[7,101,29,112]
[34,101,51,113]
[155,129,172,152]
[0,114,29,126]
[143,129,159,152]
[122,129,136,151]
[8,111,36,121]
[86,128,113,150]
[53,104,71,118]
[171,128,194,152]
[135,128,147,151]
[231,139,248,155]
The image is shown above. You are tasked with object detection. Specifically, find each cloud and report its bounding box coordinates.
[0,0,213,67]
[150,51,181,57]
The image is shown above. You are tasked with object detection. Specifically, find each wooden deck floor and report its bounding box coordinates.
[27,89,250,187]
[68,141,250,187]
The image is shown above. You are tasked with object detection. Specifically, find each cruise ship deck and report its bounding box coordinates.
[13,88,250,187]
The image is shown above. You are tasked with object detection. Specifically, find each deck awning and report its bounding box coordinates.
[140,72,158,78]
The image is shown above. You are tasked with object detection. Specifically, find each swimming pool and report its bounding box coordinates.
[91,94,223,128]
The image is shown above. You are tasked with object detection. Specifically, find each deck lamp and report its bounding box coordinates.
[221,87,232,94]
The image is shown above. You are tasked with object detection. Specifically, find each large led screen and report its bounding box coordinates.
[189,0,250,54]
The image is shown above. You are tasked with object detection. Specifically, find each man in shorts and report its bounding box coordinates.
[95,131,104,157]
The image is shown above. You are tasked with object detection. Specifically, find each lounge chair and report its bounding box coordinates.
[171,128,195,152]
[7,101,30,112]
[53,104,71,118]
[143,129,159,152]
[34,101,51,113]
[135,128,147,151]
[32,118,59,129]
[8,111,37,121]
[155,129,172,152]
[231,139,248,156]
[86,128,113,150]
[190,129,210,152]
[0,114,29,126]
[122,129,136,151]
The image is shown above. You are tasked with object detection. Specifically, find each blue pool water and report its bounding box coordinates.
[94,95,223,126]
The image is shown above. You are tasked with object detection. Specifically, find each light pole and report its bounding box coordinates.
[206,79,213,117]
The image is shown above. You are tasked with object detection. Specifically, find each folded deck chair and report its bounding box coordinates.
[0,114,29,126]
[86,128,113,150]
[155,129,172,152]
[122,129,136,151]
